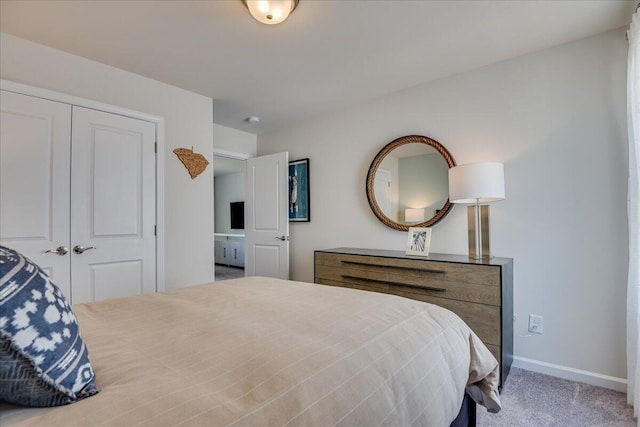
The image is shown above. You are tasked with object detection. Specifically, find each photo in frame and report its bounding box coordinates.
[289,158,310,222]
[406,227,432,257]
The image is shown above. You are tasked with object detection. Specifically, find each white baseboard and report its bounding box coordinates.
[512,356,627,393]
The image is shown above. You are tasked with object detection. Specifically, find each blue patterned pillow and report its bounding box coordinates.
[0,245,99,407]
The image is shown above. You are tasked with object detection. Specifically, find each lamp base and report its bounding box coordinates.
[467,205,491,260]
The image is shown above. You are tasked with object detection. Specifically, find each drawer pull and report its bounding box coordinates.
[390,266,446,274]
[341,260,446,274]
[341,275,447,292]
[342,260,384,267]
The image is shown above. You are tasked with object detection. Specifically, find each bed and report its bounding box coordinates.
[0,276,501,426]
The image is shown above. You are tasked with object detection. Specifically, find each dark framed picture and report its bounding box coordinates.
[289,158,310,222]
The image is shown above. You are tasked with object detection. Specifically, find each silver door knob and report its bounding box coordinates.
[73,245,96,254]
[275,236,289,241]
[44,246,68,256]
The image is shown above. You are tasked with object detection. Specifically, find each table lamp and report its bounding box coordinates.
[405,208,425,223]
[448,162,505,259]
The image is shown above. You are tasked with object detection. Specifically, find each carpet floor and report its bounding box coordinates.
[477,368,634,426]
[215,264,245,281]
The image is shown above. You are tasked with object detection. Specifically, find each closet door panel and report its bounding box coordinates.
[92,126,141,236]
[91,260,143,301]
[0,90,72,298]
[71,106,156,303]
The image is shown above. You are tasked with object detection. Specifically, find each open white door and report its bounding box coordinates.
[374,168,392,219]
[245,152,289,279]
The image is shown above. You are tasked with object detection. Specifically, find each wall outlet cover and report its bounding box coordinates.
[528,314,544,334]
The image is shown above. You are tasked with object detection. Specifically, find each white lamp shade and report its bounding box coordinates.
[405,208,425,222]
[448,162,505,204]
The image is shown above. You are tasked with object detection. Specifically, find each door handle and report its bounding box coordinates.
[73,245,96,254]
[275,236,289,241]
[44,246,68,256]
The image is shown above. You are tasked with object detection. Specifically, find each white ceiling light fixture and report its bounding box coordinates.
[243,0,299,25]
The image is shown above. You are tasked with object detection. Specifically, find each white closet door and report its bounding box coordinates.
[0,90,72,298]
[70,107,156,303]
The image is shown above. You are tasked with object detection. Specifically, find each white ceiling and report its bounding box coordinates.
[0,0,635,134]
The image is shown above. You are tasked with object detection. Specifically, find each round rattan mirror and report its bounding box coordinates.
[366,135,456,231]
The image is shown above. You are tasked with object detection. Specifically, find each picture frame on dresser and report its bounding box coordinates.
[406,227,431,256]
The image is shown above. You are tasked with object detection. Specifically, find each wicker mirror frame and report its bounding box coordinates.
[366,135,456,231]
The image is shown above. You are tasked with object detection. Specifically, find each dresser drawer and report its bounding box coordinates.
[391,290,501,347]
[387,258,500,286]
[316,265,389,292]
[316,252,391,291]
[317,253,500,306]
[387,273,500,306]
[485,344,501,366]
[315,252,388,268]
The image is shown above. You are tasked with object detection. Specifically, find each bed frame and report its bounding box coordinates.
[450,393,477,427]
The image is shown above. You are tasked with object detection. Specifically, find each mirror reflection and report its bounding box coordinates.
[366,135,456,231]
[374,143,449,225]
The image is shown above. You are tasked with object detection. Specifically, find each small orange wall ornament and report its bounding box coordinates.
[173,147,209,179]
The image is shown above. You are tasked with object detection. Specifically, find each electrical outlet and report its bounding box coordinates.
[528,314,544,334]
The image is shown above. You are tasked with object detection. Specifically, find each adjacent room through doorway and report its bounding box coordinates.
[214,155,246,281]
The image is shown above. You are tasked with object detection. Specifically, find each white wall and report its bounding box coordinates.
[258,28,629,384]
[1,33,215,290]
[213,123,257,157]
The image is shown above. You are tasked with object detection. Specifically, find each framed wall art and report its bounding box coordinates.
[289,158,310,222]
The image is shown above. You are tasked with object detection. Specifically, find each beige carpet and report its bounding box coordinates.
[478,368,634,426]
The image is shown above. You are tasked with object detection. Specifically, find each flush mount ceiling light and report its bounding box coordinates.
[243,0,299,25]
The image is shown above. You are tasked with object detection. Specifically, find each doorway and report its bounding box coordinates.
[214,154,246,281]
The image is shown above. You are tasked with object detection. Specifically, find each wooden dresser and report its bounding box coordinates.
[314,247,513,387]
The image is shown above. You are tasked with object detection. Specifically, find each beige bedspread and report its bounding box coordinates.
[0,277,500,426]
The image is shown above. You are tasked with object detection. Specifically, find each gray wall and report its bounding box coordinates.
[258,28,629,385]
